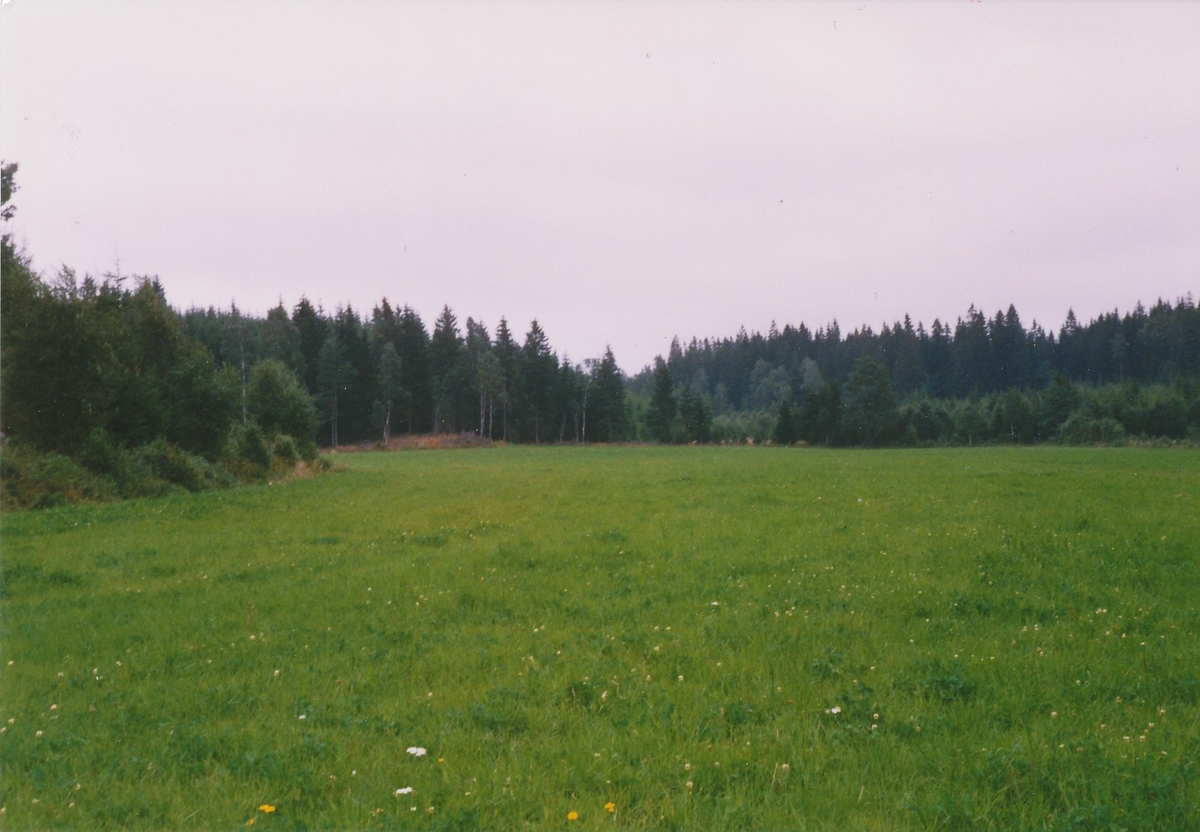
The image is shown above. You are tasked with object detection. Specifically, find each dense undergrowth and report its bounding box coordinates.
[1,426,323,510]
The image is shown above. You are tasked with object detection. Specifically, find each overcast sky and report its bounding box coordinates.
[3,1,1197,371]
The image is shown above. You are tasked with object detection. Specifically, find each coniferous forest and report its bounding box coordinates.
[1,162,1198,506]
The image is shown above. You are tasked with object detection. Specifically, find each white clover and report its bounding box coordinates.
[406,746,427,757]
[395,787,414,795]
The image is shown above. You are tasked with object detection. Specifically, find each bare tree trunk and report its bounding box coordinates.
[383,404,391,445]
[330,393,338,447]
[581,382,589,444]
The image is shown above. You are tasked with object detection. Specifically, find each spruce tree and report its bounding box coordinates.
[646,357,677,443]
[773,400,797,446]
[588,347,628,442]
[396,306,432,433]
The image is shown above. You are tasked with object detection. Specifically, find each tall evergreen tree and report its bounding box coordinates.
[316,330,354,446]
[519,320,557,443]
[493,317,521,441]
[646,357,677,443]
[292,297,326,395]
[395,306,432,433]
[430,305,467,432]
[464,317,493,436]
[586,347,628,442]
[773,400,798,446]
[679,387,712,443]
[262,301,303,375]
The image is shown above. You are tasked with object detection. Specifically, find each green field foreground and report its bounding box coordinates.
[1,447,1197,830]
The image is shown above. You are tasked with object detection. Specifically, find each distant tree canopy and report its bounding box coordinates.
[2,162,1197,465]
[630,300,1200,446]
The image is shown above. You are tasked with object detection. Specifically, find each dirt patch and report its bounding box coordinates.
[325,434,500,453]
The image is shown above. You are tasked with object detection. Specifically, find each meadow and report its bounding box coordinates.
[0,446,1197,830]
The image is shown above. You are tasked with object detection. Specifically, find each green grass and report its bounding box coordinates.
[1,446,1197,830]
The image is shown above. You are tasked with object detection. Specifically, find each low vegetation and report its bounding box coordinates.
[2,446,1196,829]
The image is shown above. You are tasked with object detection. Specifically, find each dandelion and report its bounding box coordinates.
[568,810,579,820]
[395,787,414,796]
[684,763,691,771]
[605,802,616,813]
[686,781,694,789]
[259,805,275,813]
[407,746,427,757]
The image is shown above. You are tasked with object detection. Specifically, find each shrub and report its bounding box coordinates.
[0,441,115,508]
[1059,413,1126,445]
[134,439,225,491]
[272,434,299,466]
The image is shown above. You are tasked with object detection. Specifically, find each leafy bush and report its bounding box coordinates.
[0,441,115,508]
[134,438,228,491]
[1059,414,1126,445]
[272,434,299,466]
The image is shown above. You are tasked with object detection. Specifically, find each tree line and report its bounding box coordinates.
[634,300,1200,446]
[3,159,1198,508]
[179,301,630,447]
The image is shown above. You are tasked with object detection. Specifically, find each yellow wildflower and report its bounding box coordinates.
[568,810,579,820]
[259,804,276,813]
[605,801,616,813]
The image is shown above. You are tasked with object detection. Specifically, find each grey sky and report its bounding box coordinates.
[3,1,1197,371]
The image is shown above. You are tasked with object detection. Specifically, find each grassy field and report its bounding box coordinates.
[1,446,1197,830]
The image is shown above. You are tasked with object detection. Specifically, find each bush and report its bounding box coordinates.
[1,441,116,508]
[247,359,317,442]
[272,434,299,466]
[228,422,273,475]
[134,439,226,491]
[1059,414,1126,445]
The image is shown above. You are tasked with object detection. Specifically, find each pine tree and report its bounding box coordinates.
[773,400,797,445]
[493,317,520,441]
[316,331,353,446]
[291,297,326,395]
[430,305,466,433]
[646,357,677,443]
[520,320,557,443]
[587,347,628,442]
[395,306,431,433]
